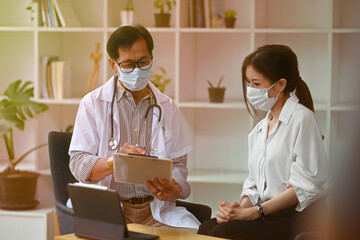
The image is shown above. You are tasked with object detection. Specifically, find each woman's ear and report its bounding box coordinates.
[278,78,287,92]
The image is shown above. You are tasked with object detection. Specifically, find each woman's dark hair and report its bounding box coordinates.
[106,24,154,59]
[242,44,314,113]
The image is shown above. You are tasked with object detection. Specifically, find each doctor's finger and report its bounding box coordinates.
[159,178,179,191]
[120,143,146,155]
[144,180,159,194]
[151,178,167,191]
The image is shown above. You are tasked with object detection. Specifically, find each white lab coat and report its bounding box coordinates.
[69,76,200,228]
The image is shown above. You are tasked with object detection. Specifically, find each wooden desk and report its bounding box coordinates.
[54,223,227,240]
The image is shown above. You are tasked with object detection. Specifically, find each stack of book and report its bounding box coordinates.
[41,56,70,99]
[187,0,225,28]
[39,0,81,27]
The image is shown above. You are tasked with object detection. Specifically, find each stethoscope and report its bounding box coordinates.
[108,75,162,151]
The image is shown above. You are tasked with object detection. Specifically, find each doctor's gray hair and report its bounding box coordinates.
[107,25,154,59]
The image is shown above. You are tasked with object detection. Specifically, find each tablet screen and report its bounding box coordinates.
[113,153,172,185]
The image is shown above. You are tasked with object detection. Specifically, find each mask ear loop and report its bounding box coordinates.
[267,80,281,99]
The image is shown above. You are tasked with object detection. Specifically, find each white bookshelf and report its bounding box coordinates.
[0,0,359,217]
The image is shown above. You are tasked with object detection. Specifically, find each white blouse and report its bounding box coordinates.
[240,95,328,211]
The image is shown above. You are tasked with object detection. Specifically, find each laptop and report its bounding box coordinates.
[67,183,158,240]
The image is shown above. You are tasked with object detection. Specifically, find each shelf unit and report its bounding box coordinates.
[0,0,359,214]
[0,207,55,240]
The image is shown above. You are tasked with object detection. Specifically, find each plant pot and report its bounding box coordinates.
[154,13,171,27]
[224,17,236,28]
[0,170,39,210]
[208,87,226,103]
[120,10,134,26]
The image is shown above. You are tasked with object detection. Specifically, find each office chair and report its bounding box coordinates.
[48,131,211,235]
[294,232,320,240]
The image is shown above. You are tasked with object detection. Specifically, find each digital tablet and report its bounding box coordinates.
[113,153,173,185]
[67,183,158,240]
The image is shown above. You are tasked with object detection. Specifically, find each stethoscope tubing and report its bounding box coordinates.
[108,75,162,151]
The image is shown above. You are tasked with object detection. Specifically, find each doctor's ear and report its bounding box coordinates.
[108,58,117,73]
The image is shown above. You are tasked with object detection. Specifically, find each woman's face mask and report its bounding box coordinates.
[246,81,280,111]
[115,62,152,91]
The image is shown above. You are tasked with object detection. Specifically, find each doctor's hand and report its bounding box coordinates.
[119,143,146,155]
[145,178,182,201]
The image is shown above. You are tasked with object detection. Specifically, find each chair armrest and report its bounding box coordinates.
[176,200,212,223]
[55,200,74,216]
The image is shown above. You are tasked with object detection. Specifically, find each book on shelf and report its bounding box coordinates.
[52,0,65,27]
[53,0,81,27]
[40,0,80,27]
[39,0,48,27]
[41,56,57,98]
[41,56,50,98]
[196,0,206,28]
[42,57,70,99]
[189,0,210,28]
[51,60,65,99]
[203,0,210,28]
[209,0,225,28]
[46,0,56,27]
[42,0,51,27]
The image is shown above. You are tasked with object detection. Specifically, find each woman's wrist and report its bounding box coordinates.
[240,196,253,208]
[250,206,261,220]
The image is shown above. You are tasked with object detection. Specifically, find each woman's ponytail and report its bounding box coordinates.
[295,78,314,112]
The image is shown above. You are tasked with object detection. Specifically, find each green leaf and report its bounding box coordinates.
[159,66,167,75]
[0,80,48,134]
[166,0,172,11]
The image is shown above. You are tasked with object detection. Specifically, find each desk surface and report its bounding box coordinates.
[54,223,227,240]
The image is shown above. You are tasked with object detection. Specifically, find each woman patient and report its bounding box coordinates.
[198,45,328,240]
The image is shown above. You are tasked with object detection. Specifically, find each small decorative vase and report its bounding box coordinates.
[120,10,134,26]
[224,17,236,28]
[208,88,226,103]
[154,13,171,27]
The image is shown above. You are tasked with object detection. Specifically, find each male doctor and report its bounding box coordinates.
[69,25,199,229]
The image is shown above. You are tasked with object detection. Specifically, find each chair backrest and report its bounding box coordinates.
[48,131,76,205]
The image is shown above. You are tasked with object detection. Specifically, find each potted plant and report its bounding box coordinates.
[150,66,171,93]
[0,80,49,210]
[207,75,226,103]
[25,0,39,27]
[224,9,237,28]
[151,0,176,27]
[120,0,134,26]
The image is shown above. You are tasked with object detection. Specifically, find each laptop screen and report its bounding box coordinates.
[67,183,158,240]
[67,183,125,224]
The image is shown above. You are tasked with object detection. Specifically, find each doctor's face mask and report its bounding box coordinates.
[246,81,280,111]
[114,60,152,91]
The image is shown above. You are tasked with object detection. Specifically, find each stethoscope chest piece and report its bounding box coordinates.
[108,137,118,150]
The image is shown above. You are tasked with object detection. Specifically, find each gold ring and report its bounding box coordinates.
[156,191,162,196]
